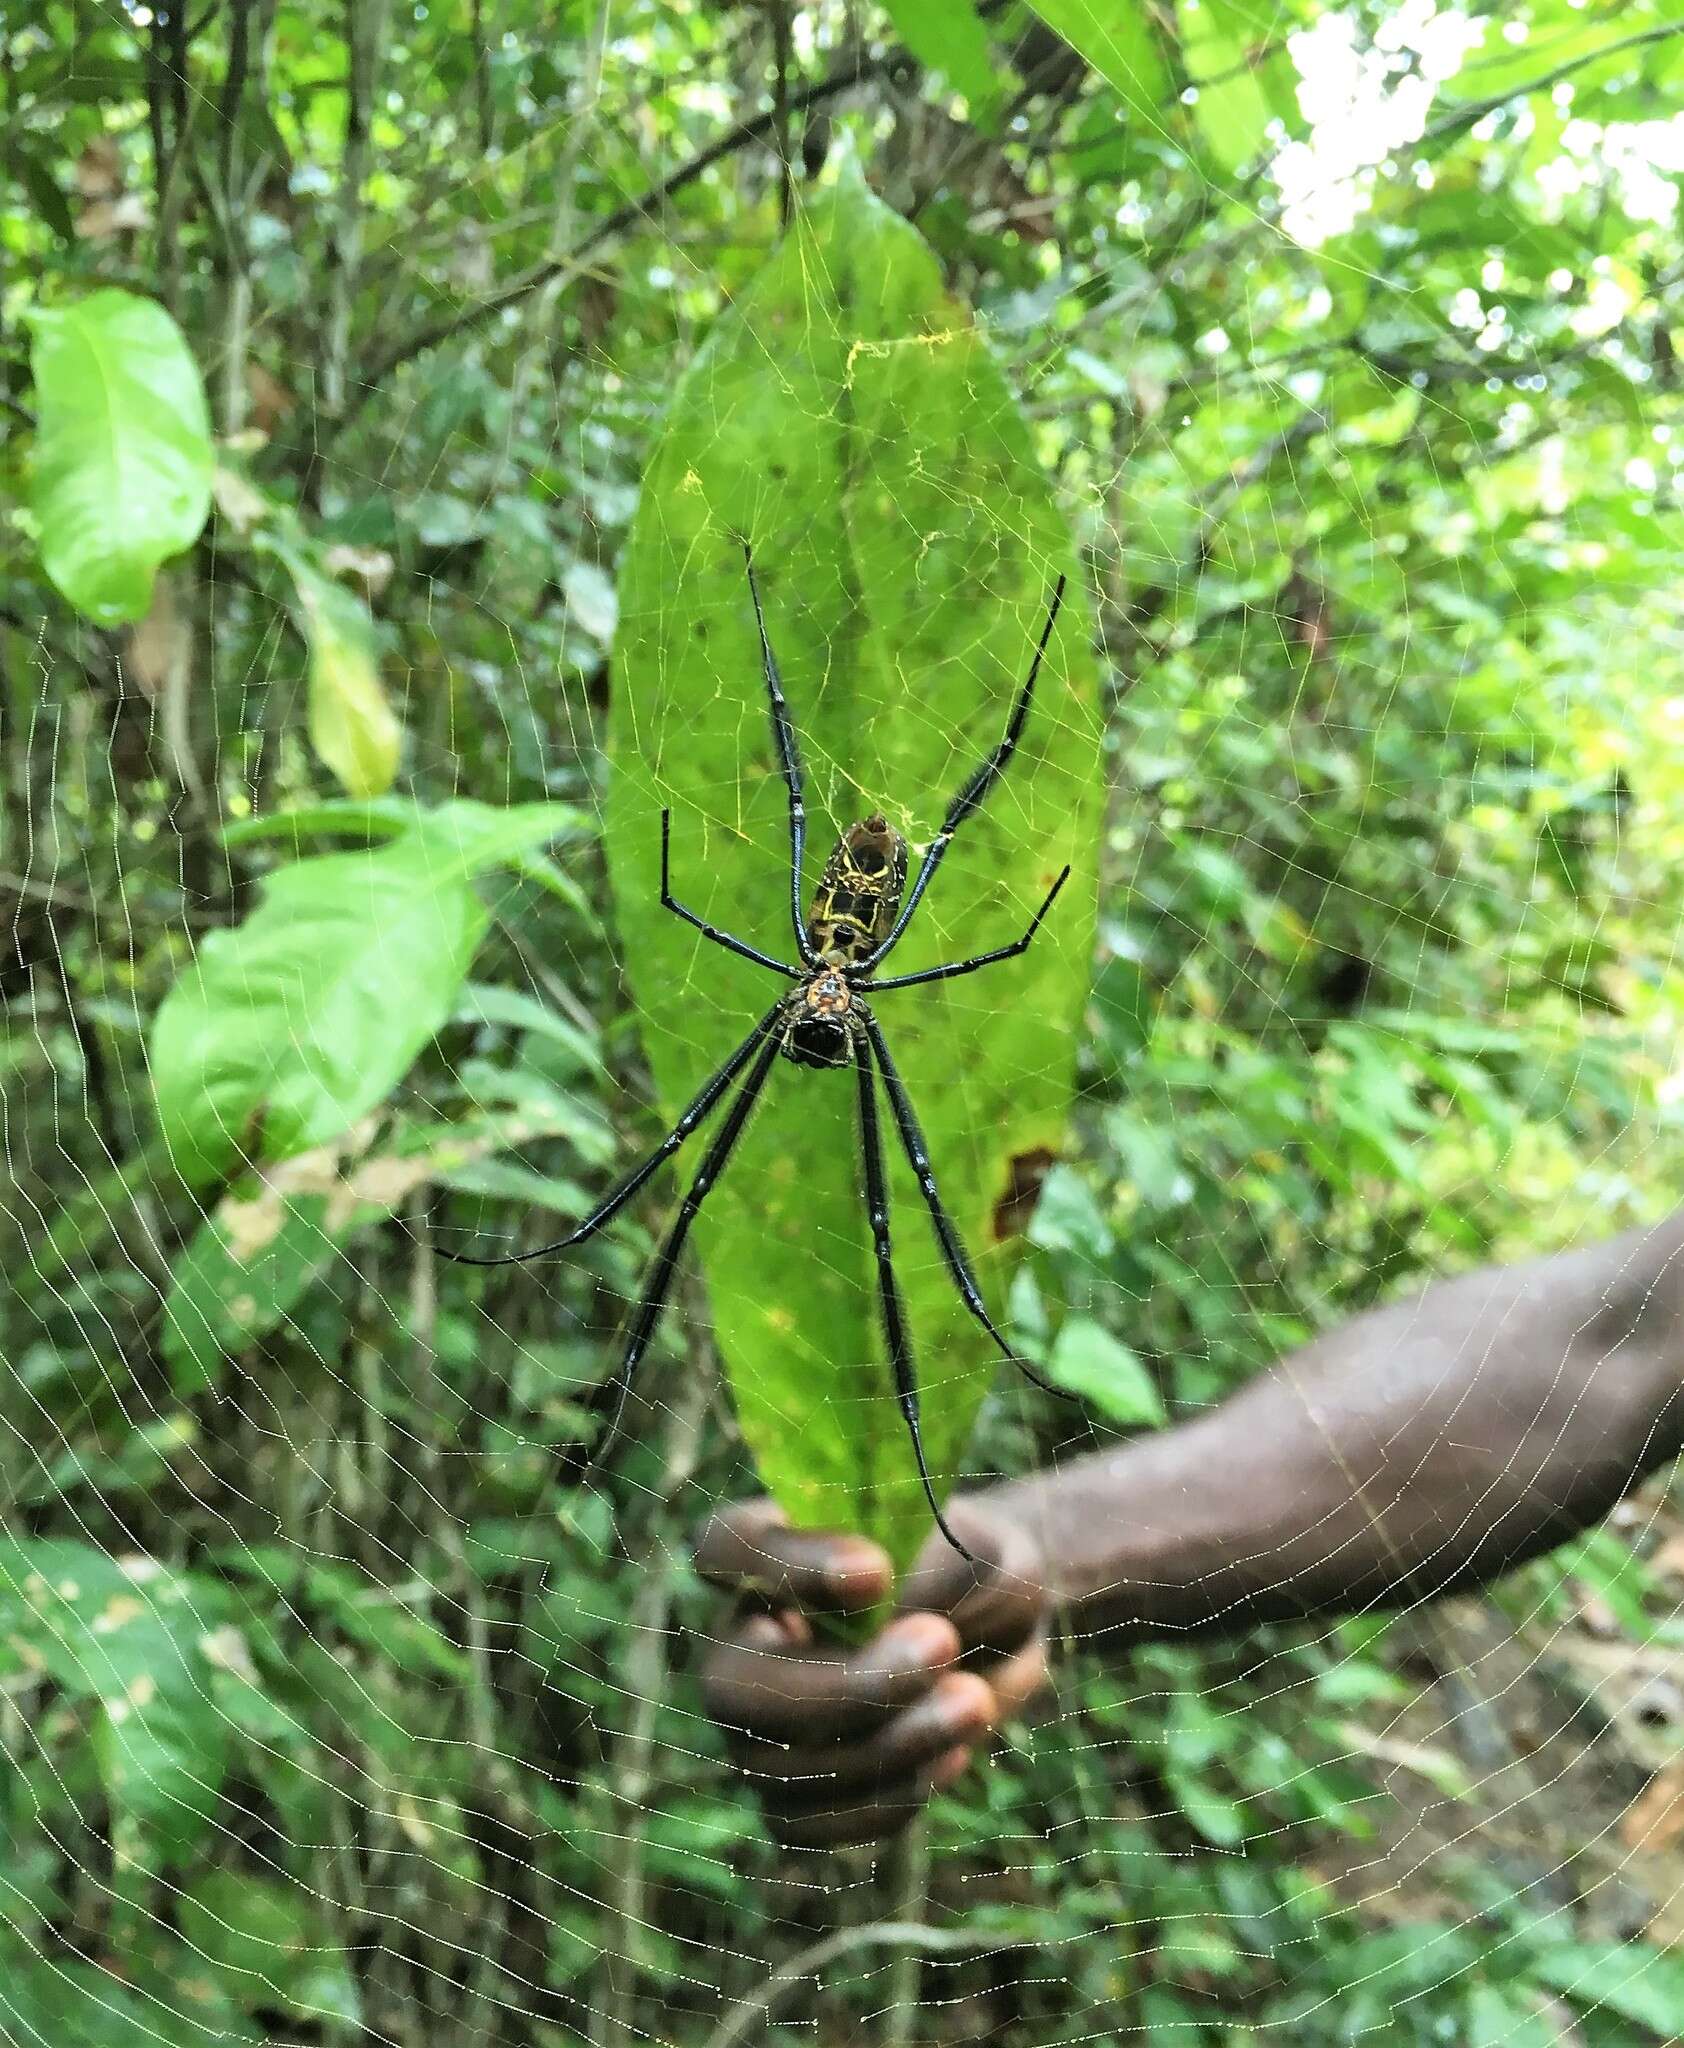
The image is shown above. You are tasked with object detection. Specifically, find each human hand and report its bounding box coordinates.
[694,1493,1051,1847]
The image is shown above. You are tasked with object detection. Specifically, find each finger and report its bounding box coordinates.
[701,1611,960,1745]
[922,1743,976,1797]
[982,1633,1049,1718]
[899,1501,1046,1656]
[731,1672,996,1792]
[693,1498,892,1614]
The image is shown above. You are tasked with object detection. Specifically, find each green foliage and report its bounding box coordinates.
[7,0,1684,2042]
[24,289,213,624]
[1029,0,1175,132]
[149,801,577,1184]
[607,167,1103,1568]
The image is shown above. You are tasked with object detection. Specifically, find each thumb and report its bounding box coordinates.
[896,1496,1046,1658]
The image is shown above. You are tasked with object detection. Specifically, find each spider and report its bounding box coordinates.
[442,547,1072,1559]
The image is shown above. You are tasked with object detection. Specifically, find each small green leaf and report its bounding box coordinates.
[284,556,403,797]
[1045,1316,1165,1426]
[1529,1942,1684,2036]
[1027,0,1174,133]
[162,1105,608,1392]
[150,840,488,1185]
[179,1871,362,2028]
[881,0,1010,119]
[26,288,213,624]
[1179,0,1300,173]
[0,1540,236,1862]
[1163,1765,1247,1846]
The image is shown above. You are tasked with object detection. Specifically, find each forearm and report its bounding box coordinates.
[997,1209,1684,1646]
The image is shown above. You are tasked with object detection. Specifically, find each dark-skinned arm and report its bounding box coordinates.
[697,1208,1684,1845]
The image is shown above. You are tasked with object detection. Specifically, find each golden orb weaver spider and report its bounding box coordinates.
[442,547,1072,1559]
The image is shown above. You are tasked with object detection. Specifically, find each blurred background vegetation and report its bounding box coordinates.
[7,0,1684,2042]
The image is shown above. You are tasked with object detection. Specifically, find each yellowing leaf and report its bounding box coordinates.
[288,559,403,797]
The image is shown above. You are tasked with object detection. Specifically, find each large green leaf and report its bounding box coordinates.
[178,1870,362,2030]
[607,168,1103,1573]
[1178,0,1302,174]
[162,1099,613,1394]
[26,289,213,625]
[881,0,1009,120]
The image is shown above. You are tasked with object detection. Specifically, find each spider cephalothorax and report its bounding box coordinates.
[440,547,1073,1558]
[783,957,858,1069]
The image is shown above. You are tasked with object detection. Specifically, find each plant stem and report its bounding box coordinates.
[880,1816,931,2048]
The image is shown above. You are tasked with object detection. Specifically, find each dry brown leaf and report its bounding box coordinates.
[1622,1766,1684,1854]
[211,467,268,533]
[323,543,396,599]
[75,134,122,198]
[75,193,150,241]
[124,575,191,700]
[245,361,297,432]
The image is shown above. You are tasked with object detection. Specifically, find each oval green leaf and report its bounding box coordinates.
[607,169,1103,1574]
[151,840,488,1186]
[26,288,213,625]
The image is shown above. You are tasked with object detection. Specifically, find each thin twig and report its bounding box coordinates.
[322,0,391,415]
[705,1917,993,2048]
[1423,18,1684,144]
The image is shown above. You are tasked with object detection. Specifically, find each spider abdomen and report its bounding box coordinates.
[807,814,908,965]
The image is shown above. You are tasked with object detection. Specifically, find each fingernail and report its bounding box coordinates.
[821,1538,892,1608]
[876,1614,957,1666]
[920,1744,975,1795]
[931,1671,998,1739]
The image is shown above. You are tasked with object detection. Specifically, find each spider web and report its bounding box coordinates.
[6,3,1684,2044]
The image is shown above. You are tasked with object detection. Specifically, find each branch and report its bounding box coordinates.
[348,40,890,414]
[1423,18,1684,146]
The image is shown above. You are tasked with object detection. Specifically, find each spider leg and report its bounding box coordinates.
[742,546,817,966]
[660,811,799,975]
[565,1027,784,1478]
[433,1001,784,1268]
[853,1031,978,1564]
[859,1010,1070,1403]
[860,866,1070,993]
[859,574,1067,973]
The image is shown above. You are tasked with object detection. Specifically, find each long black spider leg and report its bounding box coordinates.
[564,1027,784,1479]
[741,545,817,966]
[858,574,1067,974]
[660,811,799,975]
[853,1032,978,1564]
[860,865,1071,994]
[433,1003,783,1268]
[859,1011,1070,1404]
